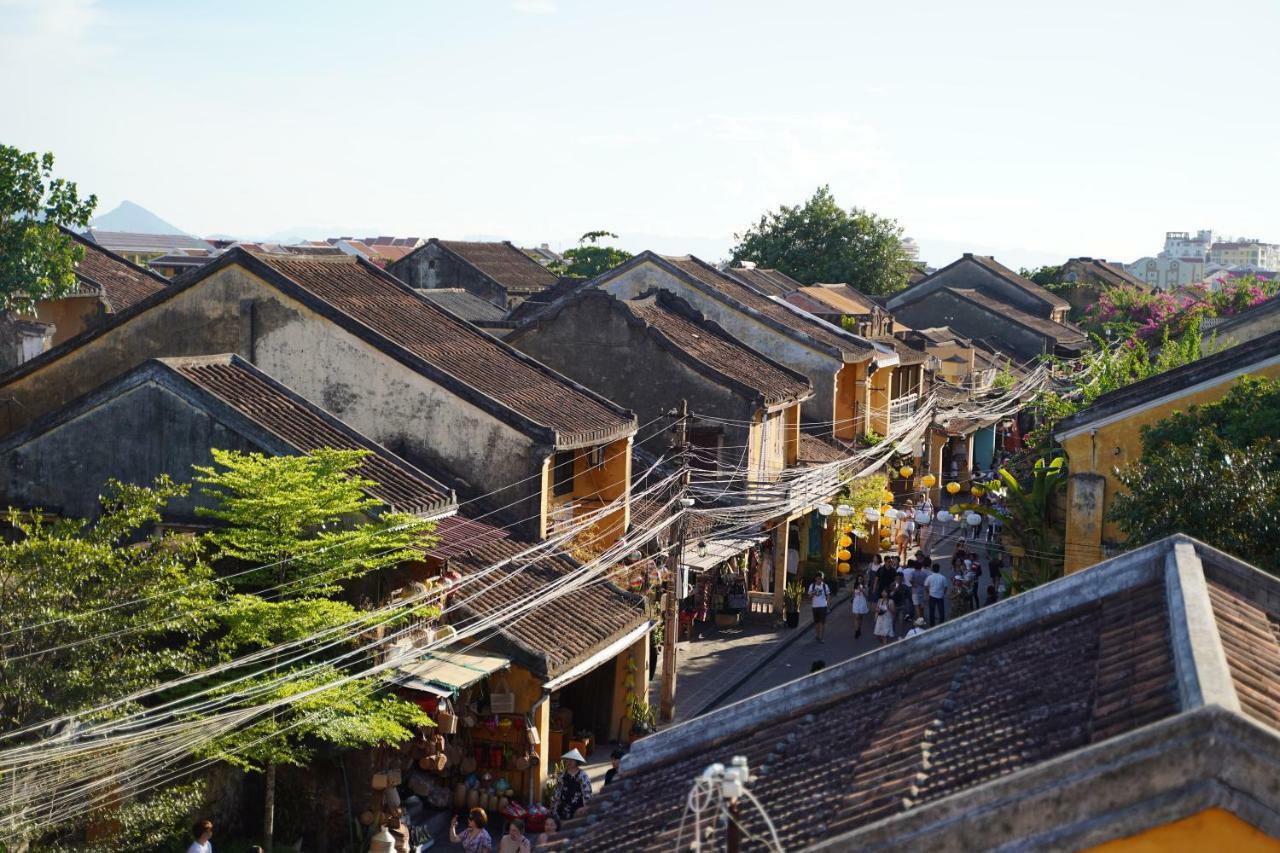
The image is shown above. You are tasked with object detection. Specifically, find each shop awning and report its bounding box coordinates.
[543,621,652,692]
[680,533,767,572]
[395,645,511,697]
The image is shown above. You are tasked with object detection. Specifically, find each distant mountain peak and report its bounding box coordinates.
[90,201,189,236]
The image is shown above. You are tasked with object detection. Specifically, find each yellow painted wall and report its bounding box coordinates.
[835,362,861,440]
[542,436,632,548]
[34,296,104,346]
[1087,808,1280,852]
[868,365,892,437]
[1062,363,1280,572]
[783,404,800,466]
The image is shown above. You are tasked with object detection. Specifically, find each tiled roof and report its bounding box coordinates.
[65,227,169,311]
[945,288,1087,345]
[726,266,804,297]
[431,514,647,679]
[247,253,635,446]
[546,535,1280,851]
[872,335,929,365]
[963,252,1071,310]
[659,255,876,361]
[414,288,509,323]
[165,355,454,515]
[505,276,591,325]
[621,291,812,407]
[435,239,559,295]
[794,284,879,314]
[1055,327,1280,437]
[83,229,214,254]
[796,432,849,465]
[1066,257,1149,289]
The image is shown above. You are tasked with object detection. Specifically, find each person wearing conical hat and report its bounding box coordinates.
[552,748,592,823]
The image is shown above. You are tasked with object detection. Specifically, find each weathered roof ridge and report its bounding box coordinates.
[1055,327,1280,437]
[943,287,1086,343]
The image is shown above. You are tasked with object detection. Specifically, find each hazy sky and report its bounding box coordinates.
[4,0,1279,268]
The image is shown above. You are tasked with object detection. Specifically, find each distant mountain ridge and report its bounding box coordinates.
[90,201,189,236]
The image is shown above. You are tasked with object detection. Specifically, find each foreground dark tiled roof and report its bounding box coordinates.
[1054,327,1280,437]
[65,227,169,310]
[431,514,647,679]
[660,255,876,361]
[548,535,1280,852]
[249,254,635,445]
[414,288,509,323]
[727,266,804,297]
[621,291,811,407]
[436,239,559,295]
[166,355,454,515]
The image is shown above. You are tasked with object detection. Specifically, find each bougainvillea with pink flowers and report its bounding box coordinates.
[1084,274,1277,342]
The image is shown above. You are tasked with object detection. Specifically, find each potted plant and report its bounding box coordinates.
[783,581,804,628]
[626,695,657,742]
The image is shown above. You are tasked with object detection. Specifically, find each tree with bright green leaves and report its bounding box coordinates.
[960,455,1069,593]
[193,448,436,852]
[549,230,633,279]
[1110,376,1280,571]
[0,144,97,312]
[0,477,216,731]
[731,186,914,295]
[1019,264,1064,289]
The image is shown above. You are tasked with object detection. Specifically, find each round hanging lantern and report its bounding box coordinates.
[914,509,931,525]
[836,504,854,517]
[970,485,985,498]
[936,510,953,523]
[946,481,961,495]
[817,503,834,516]
[881,490,894,503]
[837,549,851,560]
[838,534,852,548]
[966,511,982,526]
[899,466,914,479]
[881,505,893,518]
[864,507,880,522]
[837,561,851,575]
[921,473,937,488]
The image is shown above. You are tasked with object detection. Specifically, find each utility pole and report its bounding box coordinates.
[660,400,690,724]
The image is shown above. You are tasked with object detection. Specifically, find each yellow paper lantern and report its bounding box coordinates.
[881,505,892,517]
[946,481,961,495]
[838,534,852,548]
[922,473,937,488]
[881,490,894,503]
[970,485,985,498]
[837,549,851,561]
[837,561,851,575]
[899,466,914,479]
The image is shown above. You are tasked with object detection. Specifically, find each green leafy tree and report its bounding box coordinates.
[1019,264,1064,289]
[41,781,208,853]
[1109,377,1280,571]
[0,478,216,731]
[964,456,1069,592]
[731,186,913,295]
[193,448,434,852]
[0,145,97,311]
[549,230,633,279]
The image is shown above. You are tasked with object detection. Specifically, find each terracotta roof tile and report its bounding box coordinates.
[437,240,559,295]
[432,514,647,678]
[727,267,803,297]
[66,227,169,310]
[1208,580,1280,731]
[661,256,875,360]
[622,291,811,406]
[251,254,634,445]
[166,355,453,515]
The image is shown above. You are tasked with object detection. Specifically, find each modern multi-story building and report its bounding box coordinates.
[1126,255,1206,290]
[1210,238,1280,271]
[1161,230,1215,261]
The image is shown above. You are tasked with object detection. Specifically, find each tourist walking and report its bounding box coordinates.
[873,594,896,645]
[551,749,592,823]
[850,580,868,639]
[926,563,948,626]
[187,820,213,853]
[808,572,831,643]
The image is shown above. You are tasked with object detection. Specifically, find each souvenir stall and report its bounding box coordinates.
[678,534,762,630]
[378,646,560,839]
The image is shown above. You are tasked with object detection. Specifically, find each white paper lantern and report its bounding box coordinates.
[966,511,982,526]
[836,505,854,517]
[817,503,834,516]
[936,510,952,524]
[914,509,931,525]
[863,507,880,522]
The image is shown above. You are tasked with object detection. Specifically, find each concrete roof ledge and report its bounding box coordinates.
[1165,536,1243,713]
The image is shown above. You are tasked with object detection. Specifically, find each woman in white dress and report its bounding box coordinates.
[873,595,896,645]
[850,581,869,639]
